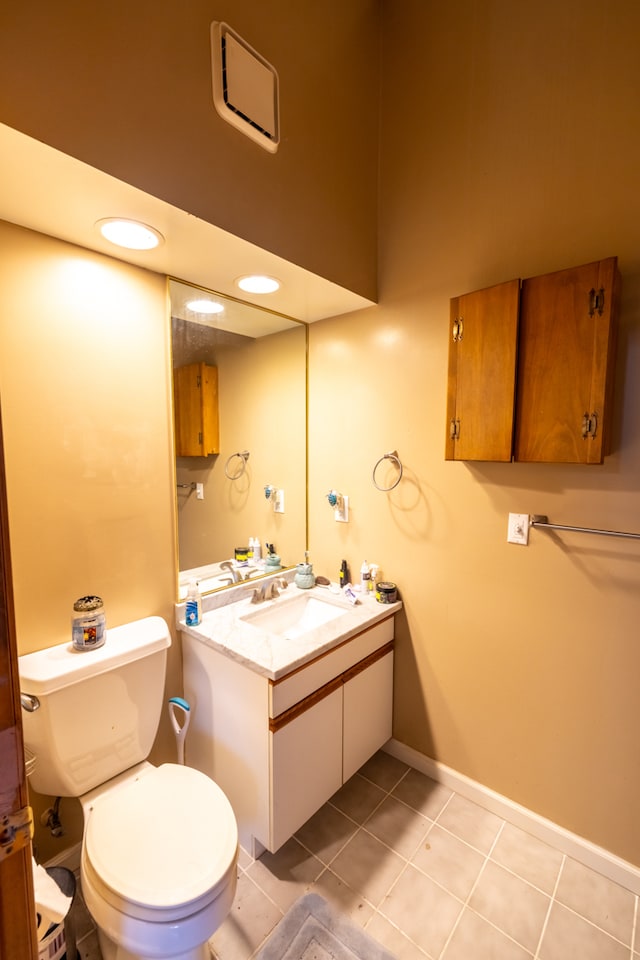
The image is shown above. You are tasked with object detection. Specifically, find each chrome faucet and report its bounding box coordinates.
[220,561,255,584]
[250,578,288,603]
[220,561,241,583]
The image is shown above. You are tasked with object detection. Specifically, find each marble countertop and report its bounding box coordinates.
[177,582,402,681]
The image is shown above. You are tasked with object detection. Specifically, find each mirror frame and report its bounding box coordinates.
[168,276,309,600]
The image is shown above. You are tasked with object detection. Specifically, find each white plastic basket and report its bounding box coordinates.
[37,918,66,960]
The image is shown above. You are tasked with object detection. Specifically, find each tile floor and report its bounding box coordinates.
[70,750,639,960]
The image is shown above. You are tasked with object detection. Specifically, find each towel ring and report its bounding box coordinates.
[372,450,403,491]
[224,450,250,480]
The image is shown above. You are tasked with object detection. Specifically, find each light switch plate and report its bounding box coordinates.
[507,513,530,545]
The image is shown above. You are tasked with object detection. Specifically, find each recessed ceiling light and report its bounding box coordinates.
[96,218,164,250]
[236,274,280,294]
[186,299,224,315]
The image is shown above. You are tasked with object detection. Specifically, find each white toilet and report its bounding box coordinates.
[19,616,238,960]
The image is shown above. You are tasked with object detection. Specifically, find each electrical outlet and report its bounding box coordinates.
[196,483,204,500]
[335,495,349,523]
[507,513,530,545]
[273,489,285,513]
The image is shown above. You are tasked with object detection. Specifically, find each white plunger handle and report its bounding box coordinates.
[168,697,191,765]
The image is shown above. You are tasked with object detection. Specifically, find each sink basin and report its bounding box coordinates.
[240,593,348,639]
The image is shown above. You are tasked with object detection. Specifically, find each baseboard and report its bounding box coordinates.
[383,739,640,895]
[45,842,81,874]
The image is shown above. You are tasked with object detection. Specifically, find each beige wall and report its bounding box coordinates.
[0,223,179,859]
[0,1,379,299]
[308,0,640,866]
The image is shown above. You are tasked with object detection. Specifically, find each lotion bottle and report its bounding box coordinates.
[360,560,371,593]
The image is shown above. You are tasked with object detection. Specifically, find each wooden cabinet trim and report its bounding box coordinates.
[269,641,394,733]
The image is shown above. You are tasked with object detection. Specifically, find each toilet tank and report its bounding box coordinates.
[18,616,171,798]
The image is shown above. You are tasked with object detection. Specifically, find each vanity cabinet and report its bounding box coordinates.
[445,258,620,463]
[269,636,394,850]
[173,362,219,457]
[181,615,395,856]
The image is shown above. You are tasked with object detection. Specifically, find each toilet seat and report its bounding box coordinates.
[83,763,238,920]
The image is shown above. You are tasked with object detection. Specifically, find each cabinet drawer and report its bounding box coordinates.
[269,617,394,718]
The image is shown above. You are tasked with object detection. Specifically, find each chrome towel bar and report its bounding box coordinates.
[530,515,640,541]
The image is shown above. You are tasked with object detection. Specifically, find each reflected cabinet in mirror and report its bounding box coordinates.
[170,279,307,598]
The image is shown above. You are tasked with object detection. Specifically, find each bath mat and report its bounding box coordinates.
[255,892,396,960]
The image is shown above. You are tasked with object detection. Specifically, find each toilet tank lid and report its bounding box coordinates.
[18,616,171,696]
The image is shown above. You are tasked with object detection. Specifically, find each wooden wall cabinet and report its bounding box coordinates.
[445,258,620,464]
[173,362,219,457]
[445,279,520,462]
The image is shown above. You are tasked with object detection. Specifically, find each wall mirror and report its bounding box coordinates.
[170,278,308,598]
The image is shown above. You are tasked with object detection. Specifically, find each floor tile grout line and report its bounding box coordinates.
[533,852,565,960]
[436,819,507,960]
[365,859,439,960]
[546,897,637,951]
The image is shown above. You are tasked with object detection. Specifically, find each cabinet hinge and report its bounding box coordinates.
[452,317,464,342]
[581,411,598,439]
[198,431,203,445]
[449,418,460,440]
[196,374,202,388]
[0,806,33,863]
[588,287,605,317]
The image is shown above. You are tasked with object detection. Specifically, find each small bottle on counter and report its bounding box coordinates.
[360,560,371,593]
[185,580,202,627]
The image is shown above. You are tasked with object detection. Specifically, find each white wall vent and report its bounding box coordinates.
[211,21,280,153]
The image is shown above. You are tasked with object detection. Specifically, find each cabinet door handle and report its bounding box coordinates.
[581,411,598,438]
[452,317,464,342]
[588,288,605,317]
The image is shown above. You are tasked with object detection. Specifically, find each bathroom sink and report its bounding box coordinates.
[240,593,349,640]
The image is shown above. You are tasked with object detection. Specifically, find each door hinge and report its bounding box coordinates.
[452,317,464,342]
[581,411,598,439]
[0,806,33,863]
[588,288,605,317]
[449,418,461,440]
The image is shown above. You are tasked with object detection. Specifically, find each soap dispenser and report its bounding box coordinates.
[185,580,202,627]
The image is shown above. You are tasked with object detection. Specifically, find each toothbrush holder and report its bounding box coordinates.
[294,562,315,589]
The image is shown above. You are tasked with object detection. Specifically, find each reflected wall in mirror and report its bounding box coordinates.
[170,279,307,598]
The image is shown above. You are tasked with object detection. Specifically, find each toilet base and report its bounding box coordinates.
[97,929,209,960]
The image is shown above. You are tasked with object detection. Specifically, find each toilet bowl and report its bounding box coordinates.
[18,617,239,960]
[80,764,237,960]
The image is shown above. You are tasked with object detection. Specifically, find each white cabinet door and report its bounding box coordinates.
[343,650,394,782]
[269,686,342,851]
